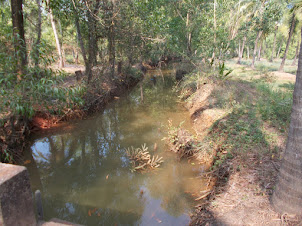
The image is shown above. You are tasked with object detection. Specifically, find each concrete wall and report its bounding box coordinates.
[0,163,36,226]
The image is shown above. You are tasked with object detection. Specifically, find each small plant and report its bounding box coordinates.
[217,62,233,80]
[126,144,164,172]
[1,149,14,163]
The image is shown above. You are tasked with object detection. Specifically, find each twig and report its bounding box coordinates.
[195,191,211,201]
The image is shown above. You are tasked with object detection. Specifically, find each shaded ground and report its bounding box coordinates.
[186,59,302,225]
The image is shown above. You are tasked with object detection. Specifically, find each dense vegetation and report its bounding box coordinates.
[1,0,302,221]
[0,0,300,162]
[1,0,301,162]
[1,0,300,116]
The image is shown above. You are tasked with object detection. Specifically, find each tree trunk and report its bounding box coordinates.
[247,46,249,59]
[140,83,144,103]
[257,42,262,61]
[108,22,115,76]
[33,0,42,67]
[72,1,91,82]
[279,15,296,72]
[211,0,217,62]
[107,3,115,76]
[272,28,302,216]
[58,20,66,66]
[270,26,278,62]
[117,61,122,74]
[238,41,241,57]
[292,40,300,66]
[186,12,192,57]
[251,30,262,69]
[218,48,222,63]
[74,49,79,64]
[237,36,246,64]
[11,0,27,73]
[48,1,64,68]
[262,40,265,59]
[277,45,281,59]
[87,1,99,69]
[87,13,95,70]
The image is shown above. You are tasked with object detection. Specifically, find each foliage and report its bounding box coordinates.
[217,62,233,80]
[125,144,164,172]
[0,38,85,125]
[1,0,301,164]
[0,149,14,163]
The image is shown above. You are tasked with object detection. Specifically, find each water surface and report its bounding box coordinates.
[24,69,207,225]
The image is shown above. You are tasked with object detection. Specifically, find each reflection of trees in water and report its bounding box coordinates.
[24,74,194,224]
[26,105,147,224]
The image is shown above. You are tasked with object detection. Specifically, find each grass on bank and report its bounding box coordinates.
[178,58,295,173]
[227,58,297,75]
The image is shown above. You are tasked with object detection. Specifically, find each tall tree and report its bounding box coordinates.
[107,1,115,76]
[251,30,262,68]
[48,0,64,68]
[272,27,302,216]
[71,0,91,81]
[292,37,300,66]
[237,36,246,64]
[33,0,42,67]
[212,0,216,61]
[86,0,100,69]
[279,14,296,72]
[11,0,27,73]
[270,25,278,62]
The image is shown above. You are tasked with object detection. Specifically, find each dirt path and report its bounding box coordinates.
[52,64,85,74]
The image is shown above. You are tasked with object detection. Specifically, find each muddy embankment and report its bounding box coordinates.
[169,82,226,165]
[0,66,143,162]
[178,79,301,225]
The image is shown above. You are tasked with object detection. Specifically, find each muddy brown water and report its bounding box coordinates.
[23,68,208,225]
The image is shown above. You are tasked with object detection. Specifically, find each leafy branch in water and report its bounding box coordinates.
[126,144,164,172]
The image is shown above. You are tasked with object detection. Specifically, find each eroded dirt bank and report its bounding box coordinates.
[178,78,302,225]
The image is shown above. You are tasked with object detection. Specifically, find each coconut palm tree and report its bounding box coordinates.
[239,0,266,69]
[272,26,302,216]
[278,13,297,72]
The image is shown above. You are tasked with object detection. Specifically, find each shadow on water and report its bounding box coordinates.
[23,68,208,225]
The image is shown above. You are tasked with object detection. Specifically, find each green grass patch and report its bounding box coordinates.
[255,83,292,132]
[195,79,292,169]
